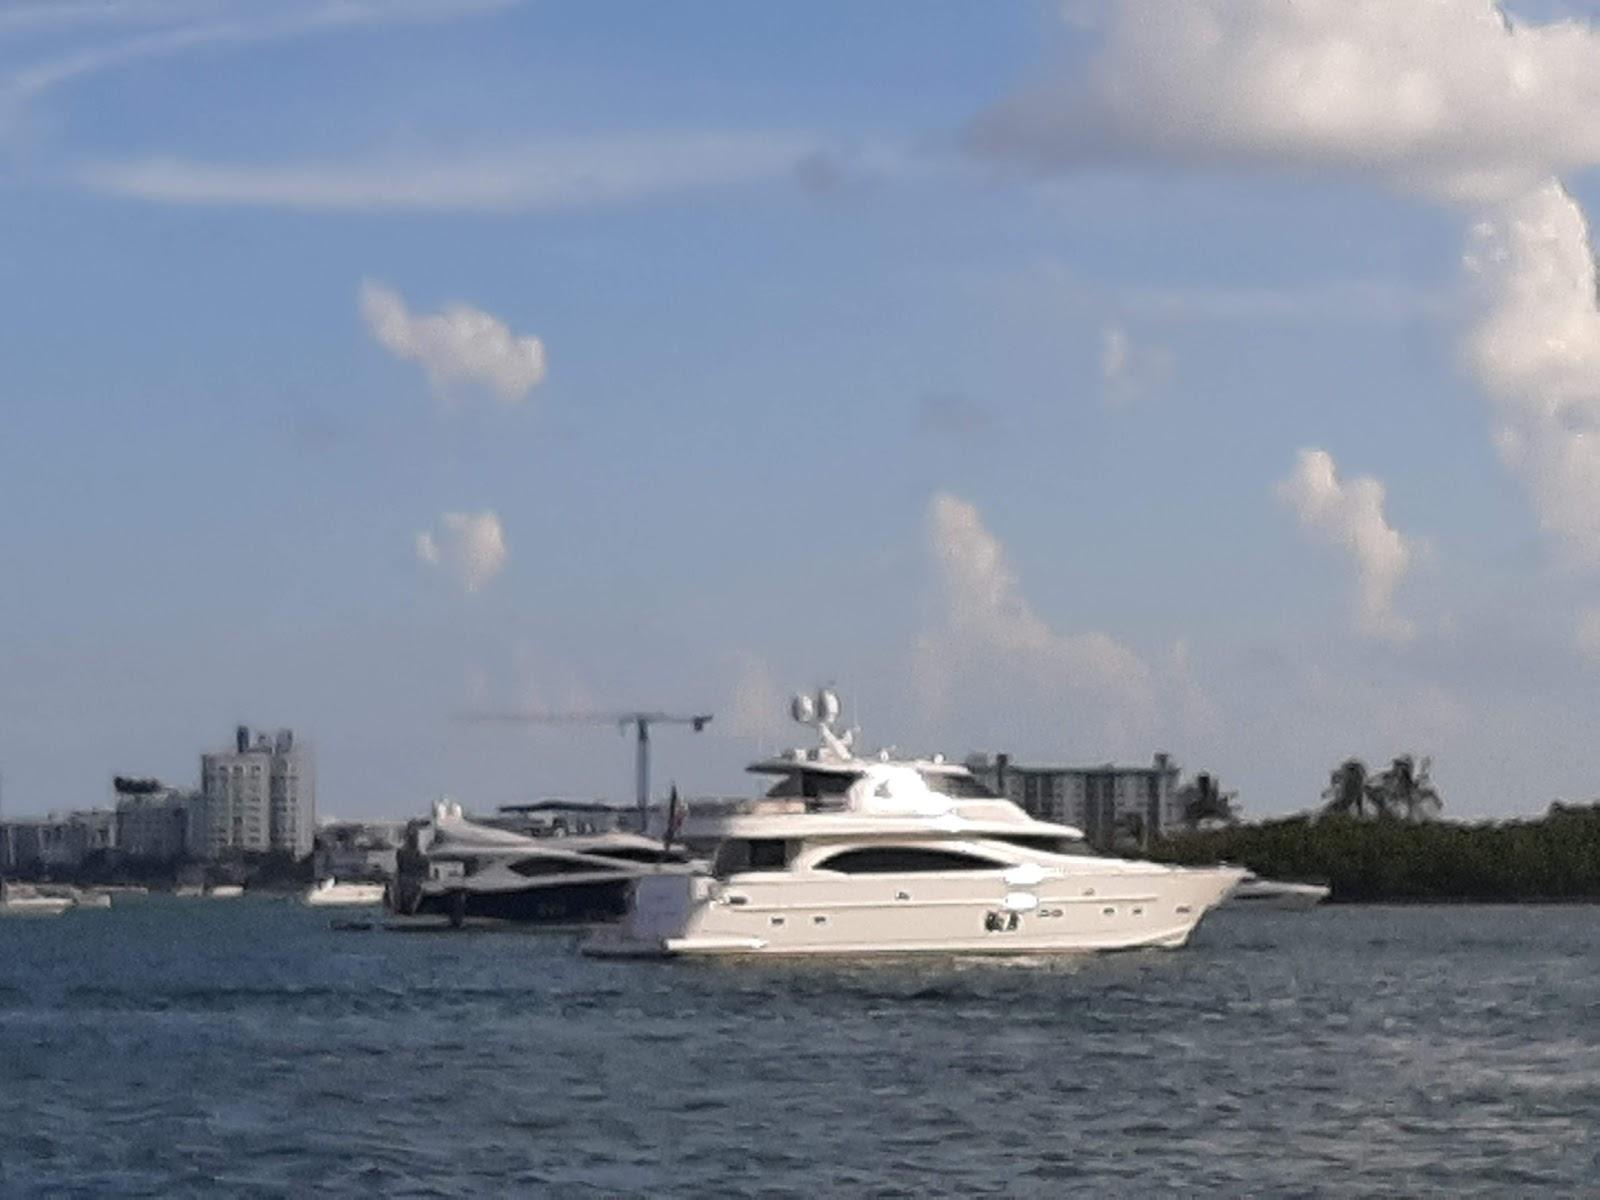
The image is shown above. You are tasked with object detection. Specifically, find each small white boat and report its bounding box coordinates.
[304,878,387,907]
[1225,873,1330,910]
[0,883,74,917]
[71,889,113,909]
[206,884,245,899]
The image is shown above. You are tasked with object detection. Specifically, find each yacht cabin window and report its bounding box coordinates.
[993,834,1096,856]
[508,857,620,878]
[713,838,793,877]
[815,847,1008,874]
[595,846,691,864]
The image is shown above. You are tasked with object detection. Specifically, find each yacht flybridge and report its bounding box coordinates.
[587,691,1244,958]
[390,800,699,927]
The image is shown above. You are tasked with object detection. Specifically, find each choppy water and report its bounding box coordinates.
[1,900,1596,1197]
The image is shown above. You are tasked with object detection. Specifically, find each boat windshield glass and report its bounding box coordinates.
[762,771,859,801]
[918,771,999,799]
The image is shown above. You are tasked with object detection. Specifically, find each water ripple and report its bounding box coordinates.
[1,901,1597,1195]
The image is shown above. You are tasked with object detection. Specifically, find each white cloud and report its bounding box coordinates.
[2,1,517,110]
[971,0,1600,203]
[977,1,1600,607]
[1466,182,1600,564]
[416,510,507,593]
[361,281,545,405]
[1278,449,1417,642]
[726,653,790,743]
[1100,326,1130,386]
[919,492,1156,748]
[1577,609,1600,661]
[77,132,818,212]
[1098,323,1170,405]
[1167,638,1222,746]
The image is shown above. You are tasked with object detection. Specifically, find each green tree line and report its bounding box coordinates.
[1154,755,1600,901]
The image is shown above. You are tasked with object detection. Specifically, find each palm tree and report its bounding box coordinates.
[1369,754,1442,822]
[1114,810,1148,852]
[1180,773,1238,828]
[1321,758,1371,818]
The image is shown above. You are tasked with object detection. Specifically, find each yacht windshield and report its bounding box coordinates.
[918,771,999,799]
[762,771,859,801]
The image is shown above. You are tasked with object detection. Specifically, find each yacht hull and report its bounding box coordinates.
[411,878,635,925]
[1224,879,1330,910]
[586,866,1243,958]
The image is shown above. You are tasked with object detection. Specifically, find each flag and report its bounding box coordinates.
[665,783,684,848]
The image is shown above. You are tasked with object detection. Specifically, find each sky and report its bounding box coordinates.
[7,0,1600,821]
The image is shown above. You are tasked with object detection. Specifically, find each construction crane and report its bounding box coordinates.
[457,710,712,831]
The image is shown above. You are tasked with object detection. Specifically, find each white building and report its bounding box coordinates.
[966,752,1183,850]
[0,810,116,872]
[201,726,315,859]
[115,788,204,861]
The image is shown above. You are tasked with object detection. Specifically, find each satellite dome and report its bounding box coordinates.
[790,693,816,724]
[815,688,841,724]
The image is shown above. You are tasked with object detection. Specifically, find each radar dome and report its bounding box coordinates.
[816,688,841,724]
[790,693,816,724]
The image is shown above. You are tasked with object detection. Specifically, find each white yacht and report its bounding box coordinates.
[1225,873,1330,910]
[587,693,1244,959]
[390,799,699,927]
[304,878,388,908]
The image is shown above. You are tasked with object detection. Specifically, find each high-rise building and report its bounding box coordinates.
[201,726,315,859]
[966,752,1183,850]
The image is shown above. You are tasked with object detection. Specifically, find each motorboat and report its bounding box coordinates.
[0,882,74,917]
[1225,872,1330,910]
[206,884,245,899]
[304,878,388,907]
[586,692,1244,959]
[389,799,700,927]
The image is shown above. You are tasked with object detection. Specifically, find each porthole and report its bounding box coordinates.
[1102,906,1116,916]
[812,915,827,925]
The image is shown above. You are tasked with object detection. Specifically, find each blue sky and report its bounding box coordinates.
[7,0,1600,820]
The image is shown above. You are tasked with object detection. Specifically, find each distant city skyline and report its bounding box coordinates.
[10,2,1600,819]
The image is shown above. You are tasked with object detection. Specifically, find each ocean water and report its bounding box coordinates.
[1,900,1596,1197]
